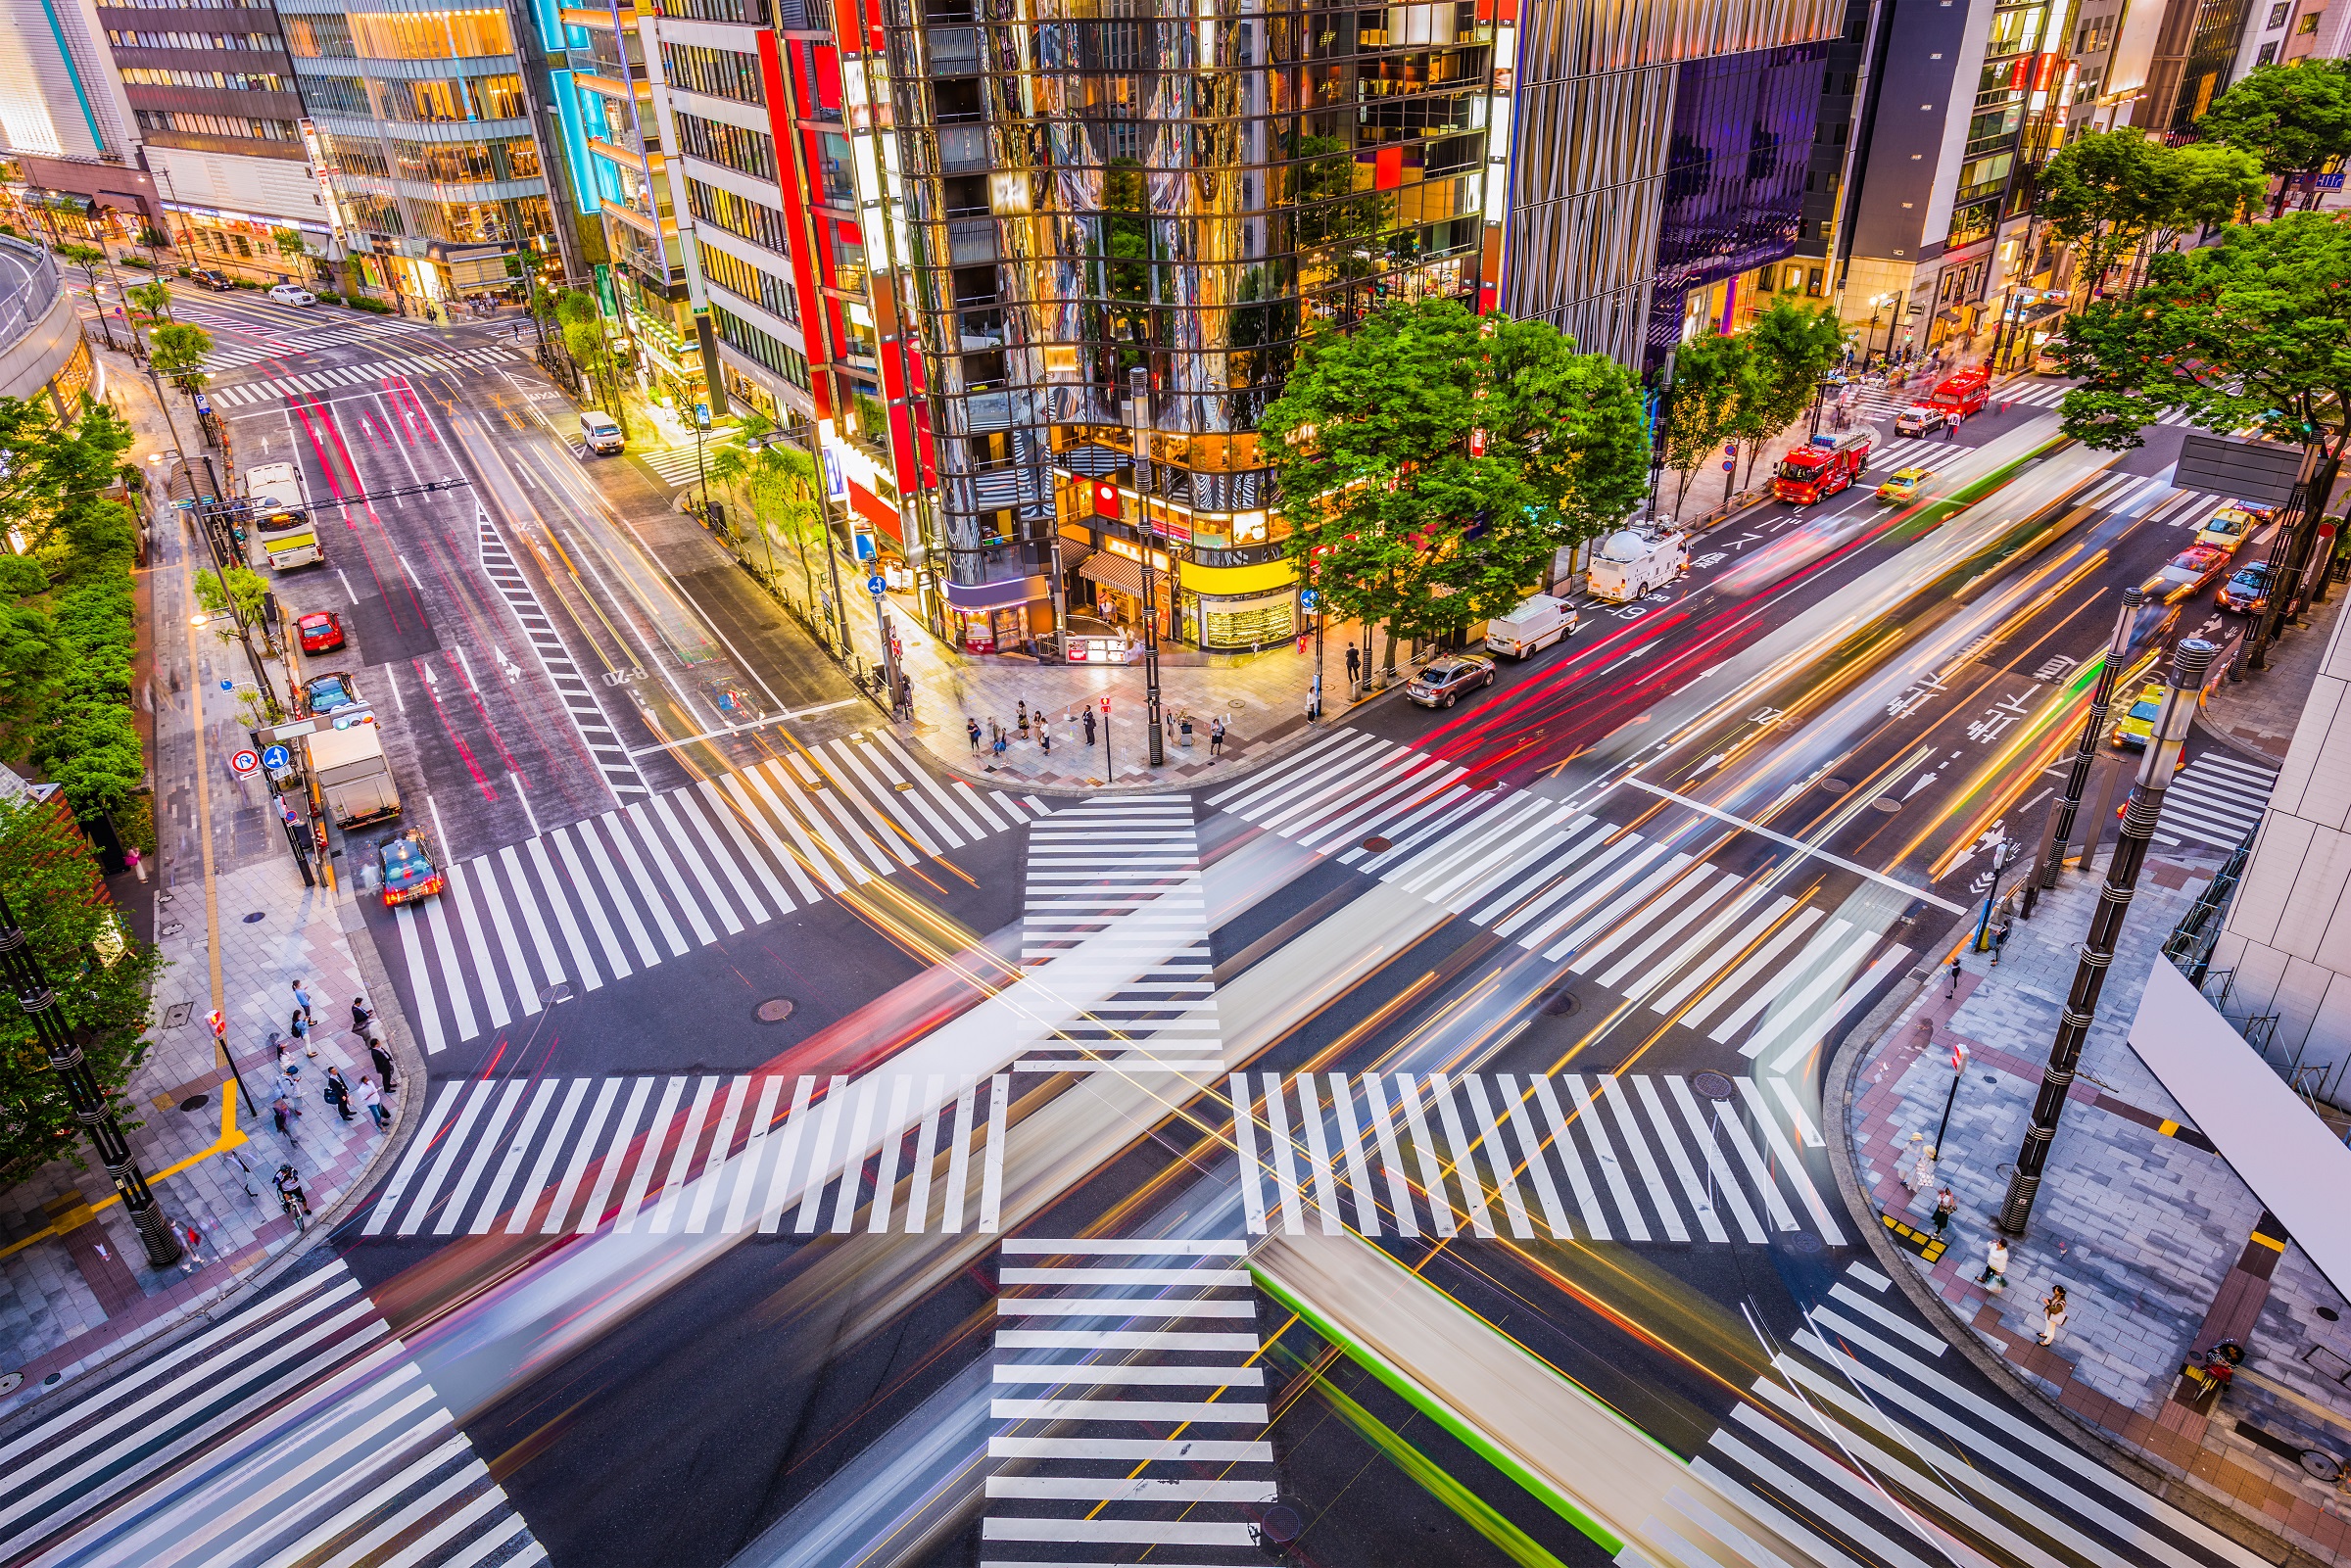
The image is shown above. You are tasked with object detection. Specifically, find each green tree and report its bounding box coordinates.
[2057,212,2351,465]
[273,228,308,259]
[555,289,628,436]
[1737,300,1847,488]
[0,793,162,1185]
[1260,299,1649,678]
[192,565,271,647]
[125,279,173,324]
[745,433,831,622]
[1660,332,1753,516]
[2039,130,2183,312]
[146,322,214,394]
[56,242,118,353]
[2197,61,2351,218]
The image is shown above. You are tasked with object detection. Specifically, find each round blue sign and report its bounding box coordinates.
[866,574,887,596]
[1300,588,1319,610]
[261,744,292,771]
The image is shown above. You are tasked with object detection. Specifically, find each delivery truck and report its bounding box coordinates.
[1483,593,1580,658]
[306,715,401,829]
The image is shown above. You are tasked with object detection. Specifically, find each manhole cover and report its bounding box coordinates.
[1820,778,1851,793]
[1362,835,1393,854]
[1692,1070,1738,1102]
[241,912,265,924]
[179,1093,210,1113]
[0,1372,19,1396]
[43,1371,60,1386]
[1870,796,1902,813]
[1984,1074,1998,1085]
[1258,1504,1303,1546]
[1227,699,1245,710]
[1466,776,1498,791]
[755,998,797,1024]
[2304,1449,2344,1483]
[2322,1307,2341,1322]
[1783,1232,1823,1255]
[1543,987,1579,1018]
[161,1002,193,1029]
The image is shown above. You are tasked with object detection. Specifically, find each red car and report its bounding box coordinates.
[2148,545,2233,603]
[297,611,346,653]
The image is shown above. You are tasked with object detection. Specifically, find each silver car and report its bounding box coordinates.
[1406,654,1495,709]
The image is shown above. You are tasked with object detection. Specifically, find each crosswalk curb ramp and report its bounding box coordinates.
[0,1260,542,1568]
[1882,1211,1946,1262]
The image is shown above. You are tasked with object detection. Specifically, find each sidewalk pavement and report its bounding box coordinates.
[0,347,417,1425]
[2203,589,2346,765]
[1838,849,2351,1563]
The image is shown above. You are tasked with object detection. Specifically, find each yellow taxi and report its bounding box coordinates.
[1876,466,1935,503]
[2110,682,2167,750]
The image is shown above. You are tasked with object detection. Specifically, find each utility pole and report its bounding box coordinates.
[2026,589,2142,917]
[796,415,850,658]
[1128,368,1166,767]
[0,884,182,1267]
[2001,637,2217,1236]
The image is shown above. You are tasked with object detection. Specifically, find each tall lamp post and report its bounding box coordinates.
[2027,589,2143,916]
[1128,367,1166,767]
[0,884,181,1267]
[2000,636,2216,1236]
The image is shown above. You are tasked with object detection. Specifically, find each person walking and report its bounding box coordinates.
[1209,716,1226,759]
[1945,956,1963,997]
[1899,1131,1930,1195]
[322,1066,355,1122]
[1978,1237,2010,1292]
[2039,1284,2069,1346]
[292,979,317,1027]
[1932,1186,1957,1237]
[358,1073,389,1129]
[271,1094,301,1140]
[288,1008,314,1057]
[273,1064,302,1107]
[1909,1141,1938,1196]
[1345,643,1363,690]
[175,1219,206,1273]
[1082,706,1097,747]
[967,716,983,752]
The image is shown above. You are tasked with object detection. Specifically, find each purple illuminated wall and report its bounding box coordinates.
[1647,42,1830,367]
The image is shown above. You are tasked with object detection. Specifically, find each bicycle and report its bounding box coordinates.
[278,1186,308,1234]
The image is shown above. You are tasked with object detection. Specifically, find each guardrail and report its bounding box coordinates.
[0,235,64,352]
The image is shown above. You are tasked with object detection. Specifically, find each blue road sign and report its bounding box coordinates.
[195,396,213,414]
[261,743,292,771]
[866,573,888,596]
[1300,588,1319,611]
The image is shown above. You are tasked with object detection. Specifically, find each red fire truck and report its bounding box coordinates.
[1772,427,1875,504]
[1927,366,1991,418]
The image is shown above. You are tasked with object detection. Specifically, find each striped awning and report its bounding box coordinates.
[1079,551,1145,596]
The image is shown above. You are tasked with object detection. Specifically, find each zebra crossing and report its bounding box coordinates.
[1209,732,1913,1069]
[1860,434,1955,474]
[1019,796,1223,1075]
[0,1261,541,1568]
[197,315,439,368]
[2157,748,2277,852]
[2071,468,2236,533]
[983,1239,1278,1559]
[633,442,740,488]
[387,736,1052,1053]
[1699,1261,2272,1568]
[206,347,521,403]
[1231,1070,1841,1247]
[477,508,646,800]
[360,1070,1015,1238]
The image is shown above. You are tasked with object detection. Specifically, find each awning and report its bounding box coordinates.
[1056,539,1095,569]
[1080,551,1145,596]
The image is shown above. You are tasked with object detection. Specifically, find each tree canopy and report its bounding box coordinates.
[2197,61,2351,216]
[1660,332,1754,513]
[2056,212,2351,458]
[1260,300,1648,660]
[2038,129,2266,309]
[146,322,213,394]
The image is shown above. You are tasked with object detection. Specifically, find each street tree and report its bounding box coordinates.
[192,565,271,645]
[56,243,117,353]
[1659,332,1753,516]
[2198,61,2351,218]
[0,793,161,1186]
[745,435,831,627]
[555,290,628,435]
[1737,299,1847,487]
[125,280,173,324]
[1260,298,1649,678]
[146,322,213,394]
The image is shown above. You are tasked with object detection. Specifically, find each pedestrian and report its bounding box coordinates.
[1209,716,1226,759]
[351,994,374,1039]
[1345,643,1362,689]
[1178,713,1194,748]
[1910,1141,1938,1195]
[359,1073,389,1129]
[1899,1130,1929,1194]
[323,1066,355,1121]
[289,1009,314,1057]
[2039,1284,2069,1346]
[967,716,983,752]
[1978,1237,2009,1293]
[1016,700,1030,737]
[175,1219,206,1273]
[293,979,316,1027]
[895,675,912,719]
[1933,1185,1957,1236]
[1039,724,1051,756]
[1991,917,2012,967]
[369,1036,397,1091]
[274,1163,310,1217]
[1082,706,1097,746]
[1945,412,1959,441]
[1945,956,1963,998]
[991,731,1007,761]
[271,1094,301,1139]
[273,1064,301,1106]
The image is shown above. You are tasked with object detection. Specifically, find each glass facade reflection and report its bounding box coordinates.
[884,0,1494,650]
[1646,42,1826,365]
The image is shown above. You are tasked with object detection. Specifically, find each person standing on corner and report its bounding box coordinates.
[1209,716,1226,759]
[967,716,983,752]
[2039,1284,2068,1346]
[1933,1185,1957,1237]
[1991,916,2012,967]
[1345,643,1363,693]
[1082,705,1097,747]
[358,1074,389,1129]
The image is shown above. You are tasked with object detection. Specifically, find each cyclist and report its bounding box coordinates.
[274,1164,311,1219]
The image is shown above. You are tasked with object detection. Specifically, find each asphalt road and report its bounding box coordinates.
[0,327,2290,1568]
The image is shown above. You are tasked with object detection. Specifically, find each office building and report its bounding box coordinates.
[0,0,161,231]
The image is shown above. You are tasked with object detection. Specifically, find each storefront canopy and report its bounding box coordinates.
[1079,551,1145,597]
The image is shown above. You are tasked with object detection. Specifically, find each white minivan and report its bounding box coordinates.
[580,411,625,454]
[267,284,316,306]
[1484,593,1579,659]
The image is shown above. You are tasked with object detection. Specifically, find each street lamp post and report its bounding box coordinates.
[2027,589,2143,916]
[1128,367,1165,767]
[2000,636,2217,1236]
[0,884,182,1267]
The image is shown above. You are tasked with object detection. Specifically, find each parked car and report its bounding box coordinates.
[2147,544,2234,602]
[303,670,361,714]
[1875,466,1935,503]
[2217,560,2273,615]
[376,830,445,908]
[2195,500,2268,553]
[296,610,346,653]
[1406,653,1494,709]
[191,268,233,292]
[267,283,316,306]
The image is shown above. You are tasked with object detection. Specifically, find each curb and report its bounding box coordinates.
[2188,713,2287,773]
[1821,904,2322,1568]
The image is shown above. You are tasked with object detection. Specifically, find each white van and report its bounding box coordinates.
[1484,593,1579,659]
[580,411,625,454]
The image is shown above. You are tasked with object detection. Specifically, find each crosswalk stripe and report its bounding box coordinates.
[1687,907,1827,1033]
[449,860,520,1025]
[498,842,568,992]
[578,813,666,965]
[508,1077,592,1232]
[526,835,603,991]
[695,780,802,917]
[1597,1074,1686,1242]
[579,1077,654,1233]
[1737,926,1876,1060]
[552,825,634,979]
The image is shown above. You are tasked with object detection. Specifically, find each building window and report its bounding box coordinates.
[2259,40,2280,63]
[712,305,811,388]
[675,113,776,182]
[120,66,289,90]
[2297,11,2320,31]
[2271,1,2291,23]
[134,110,299,140]
[699,240,798,323]
[660,42,763,103]
[343,10,511,59]
[686,178,792,254]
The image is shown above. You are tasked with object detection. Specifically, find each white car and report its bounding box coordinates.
[267,284,316,306]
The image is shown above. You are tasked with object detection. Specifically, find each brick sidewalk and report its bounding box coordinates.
[0,352,417,1425]
[1839,852,2351,1562]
